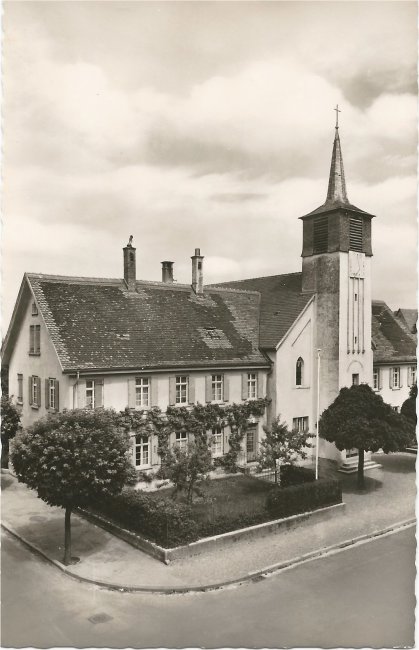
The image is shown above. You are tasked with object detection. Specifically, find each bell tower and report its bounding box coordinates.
[300,109,375,460]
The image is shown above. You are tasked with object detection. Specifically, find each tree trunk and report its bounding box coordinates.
[64,506,72,565]
[1,439,9,469]
[357,448,365,490]
[274,466,278,484]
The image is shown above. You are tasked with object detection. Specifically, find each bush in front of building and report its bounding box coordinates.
[266,477,342,520]
[279,465,315,487]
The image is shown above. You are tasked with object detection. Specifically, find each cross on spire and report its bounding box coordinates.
[334,104,341,129]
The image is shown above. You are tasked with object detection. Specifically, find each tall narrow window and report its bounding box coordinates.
[247,373,257,399]
[17,374,23,403]
[31,302,38,316]
[391,367,401,389]
[134,435,150,467]
[211,426,223,457]
[296,358,304,386]
[175,376,188,404]
[373,368,380,391]
[49,378,56,410]
[29,376,41,407]
[29,325,41,354]
[349,217,363,252]
[313,216,329,254]
[211,375,223,402]
[408,366,416,387]
[135,377,149,407]
[352,374,359,386]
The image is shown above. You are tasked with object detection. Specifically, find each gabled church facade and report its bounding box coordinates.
[2,118,416,472]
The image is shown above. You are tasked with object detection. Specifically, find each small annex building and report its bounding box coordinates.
[2,118,417,472]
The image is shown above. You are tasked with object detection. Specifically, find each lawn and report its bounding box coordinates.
[143,474,274,523]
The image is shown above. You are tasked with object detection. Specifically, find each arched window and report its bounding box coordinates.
[296,358,304,386]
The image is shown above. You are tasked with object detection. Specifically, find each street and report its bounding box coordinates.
[2,525,415,648]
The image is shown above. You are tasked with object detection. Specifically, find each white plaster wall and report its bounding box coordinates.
[374,364,414,410]
[275,301,316,464]
[7,292,72,428]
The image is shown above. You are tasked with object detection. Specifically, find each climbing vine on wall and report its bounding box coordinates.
[117,398,270,472]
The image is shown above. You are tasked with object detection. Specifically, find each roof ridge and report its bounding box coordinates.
[209,271,302,286]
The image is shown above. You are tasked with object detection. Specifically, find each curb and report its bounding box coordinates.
[2,517,416,595]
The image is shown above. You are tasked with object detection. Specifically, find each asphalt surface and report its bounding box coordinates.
[1,525,415,648]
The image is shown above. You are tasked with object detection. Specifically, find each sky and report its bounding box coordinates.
[3,0,417,332]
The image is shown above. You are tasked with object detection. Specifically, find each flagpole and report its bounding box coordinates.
[316,349,321,480]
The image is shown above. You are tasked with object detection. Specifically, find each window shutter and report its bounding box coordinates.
[378,369,382,390]
[205,376,212,403]
[241,373,248,400]
[389,368,393,389]
[169,377,176,406]
[77,379,86,408]
[95,378,104,408]
[257,372,264,399]
[188,376,195,404]
[45,379,50,409]
[29,326,34,353]
[223,375,229,402]
[28,377,33,405]
[151,377,159,407]
[55,380,60,411]
[37,377,41,407]
[128,377,136,408]
[399,369,403,388]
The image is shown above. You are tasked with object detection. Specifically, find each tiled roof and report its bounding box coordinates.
[209,273,314,349]
[26,274,269,372]
[372,301,416,364]
[394,308,417,336]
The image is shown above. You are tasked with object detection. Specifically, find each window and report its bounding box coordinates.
[373,368,380,391]
[293,417,309,433]
[352,374,359,386]
[296,358,304,386]
[17,374,23,403]
[393,406,400,413]
[408,366,416,387]
[349,216,363,252]
[175,376,188,404]
[247,373,257,399]
[29,325,40,354]
[391,367,401,389]
[135,377,149,407]
[85,378,104,409]
[211,426,223,457]
[29,376,41,408]
[175,432,188,451]
[134,435,150,467]
[31,302,38,316]
[313,216,329,254]
[246,425,257,461]
[212,375,223,402]
[49,379,56,410]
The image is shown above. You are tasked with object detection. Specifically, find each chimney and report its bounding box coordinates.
[123,236,136,291]
[191,248,204,295]
[161,261,174,283]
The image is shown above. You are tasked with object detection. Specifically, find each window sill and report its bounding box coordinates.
[28,352,41,357]
[31,405,39,410]
[16,400,23,406]
[391,387,401,391]
[295,385,310,390]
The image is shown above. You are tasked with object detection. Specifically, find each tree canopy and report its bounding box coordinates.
[11,408,134,564]
[1,395,21,468]
[258,416,313,484]
[401,383,417,429]
[320,384,412,487]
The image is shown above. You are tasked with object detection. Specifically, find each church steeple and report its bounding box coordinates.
[325,107,349,206]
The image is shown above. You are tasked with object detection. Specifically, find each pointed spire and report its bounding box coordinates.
[325,105,349,205]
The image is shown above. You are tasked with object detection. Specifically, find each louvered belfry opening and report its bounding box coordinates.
[313,216,329,253]
[349,216,363,252]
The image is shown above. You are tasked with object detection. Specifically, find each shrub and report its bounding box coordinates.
[90,488,198,547]
[266,478,342,519]
[280,465,315,487]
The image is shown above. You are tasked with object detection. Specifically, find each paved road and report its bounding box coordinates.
[1,526,415,648]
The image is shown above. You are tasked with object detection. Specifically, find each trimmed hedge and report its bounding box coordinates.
[91,474,342,548]
[266,477,342,519]
[280,465,315,487]
[90,489,198,547]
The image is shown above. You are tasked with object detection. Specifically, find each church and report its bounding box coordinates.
[2,117,416,473]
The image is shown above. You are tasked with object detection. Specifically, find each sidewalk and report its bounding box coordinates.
[1,453,416,592]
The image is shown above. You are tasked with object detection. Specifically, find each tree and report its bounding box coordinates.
[320,384,412,489]
[1,395,21,469]
[163,439,212,503]
[10,409,133,565]
[401,383,417,428]
[258,416,313,484]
